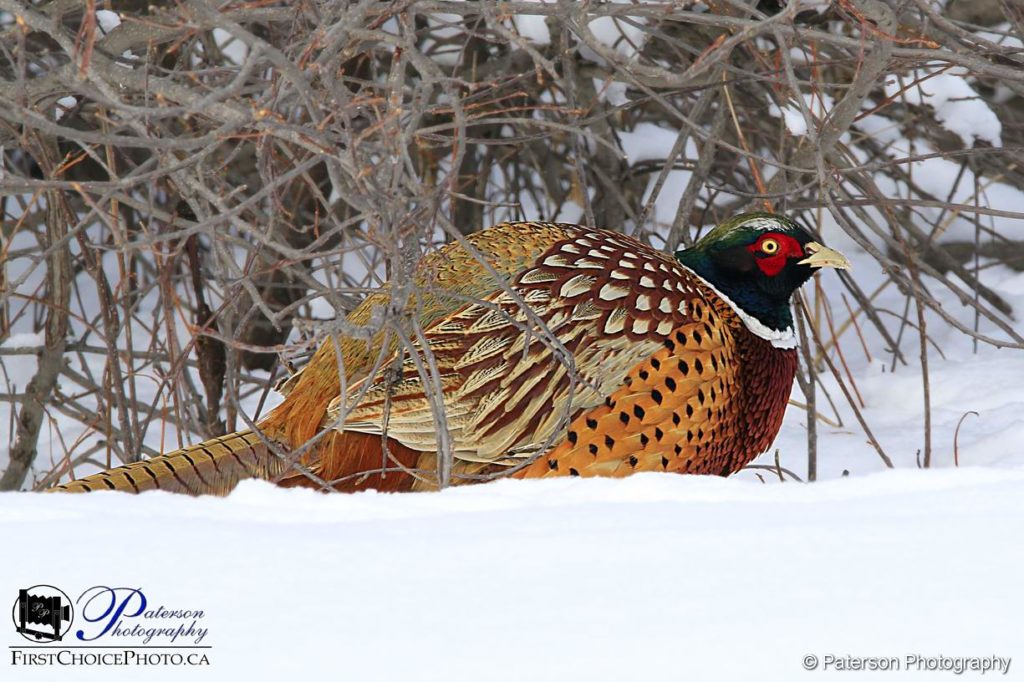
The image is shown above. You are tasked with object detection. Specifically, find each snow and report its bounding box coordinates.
[884,69,1002,147]
[768,92,836,137]
[422,11,471,65]
[512,6,551,46]
[94,10,121,34]
[212,28,250,65]
[2,469,1022,680]
[117,50,138,69]
[796,0,831,12]
[849,103,1021,244]
[617,122,689,164]
[54,96,77,121]
[1,331,44,348]
[593,77,629,106]
[587,15,648,59]
[614,124,701,229]
[976,24,1024,51]
[769,102,809,136]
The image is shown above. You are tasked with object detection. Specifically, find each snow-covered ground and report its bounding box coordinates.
[2,470,1022,680]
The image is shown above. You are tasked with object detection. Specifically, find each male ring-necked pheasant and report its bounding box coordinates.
[52,213,848,495]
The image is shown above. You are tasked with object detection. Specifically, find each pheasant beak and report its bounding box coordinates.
[798,242,851,270]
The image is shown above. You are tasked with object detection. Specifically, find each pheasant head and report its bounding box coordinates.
[674,212,850,346]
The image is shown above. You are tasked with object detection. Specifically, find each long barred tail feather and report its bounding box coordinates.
[48,431,288,495]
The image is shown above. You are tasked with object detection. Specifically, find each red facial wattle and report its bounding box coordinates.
[747,233,804,277]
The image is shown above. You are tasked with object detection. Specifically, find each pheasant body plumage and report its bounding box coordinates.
[52,214,848,495]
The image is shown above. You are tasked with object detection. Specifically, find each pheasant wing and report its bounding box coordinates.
[330,226,741,471]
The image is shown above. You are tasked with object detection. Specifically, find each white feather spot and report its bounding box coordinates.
[525,289,551,304]
[635,295,652,311]
[632,319,650,334]
[456,336,514,369]
[658,298,673,314]
[610,269,630,280]
[469,309,508,333]
[639,276,656,288]
[604,308,626,334]
[571,300,602,321]
[520,268,558,284]
[656,320,674,335]
[543,254,572,268]
[560,274,596,299]
[599,283,629,301]
[434,319,467,334]
[597,235,626,248]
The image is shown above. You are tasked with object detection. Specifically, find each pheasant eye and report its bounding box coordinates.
[760,238,779,255]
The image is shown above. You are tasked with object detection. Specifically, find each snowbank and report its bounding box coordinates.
[2,469,1021,680]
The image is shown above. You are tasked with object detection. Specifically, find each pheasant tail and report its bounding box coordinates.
[48,431,288,495]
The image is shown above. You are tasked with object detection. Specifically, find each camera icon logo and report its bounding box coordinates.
[11,585,74,643]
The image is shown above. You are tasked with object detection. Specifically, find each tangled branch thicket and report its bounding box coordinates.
[2,0,1022,491]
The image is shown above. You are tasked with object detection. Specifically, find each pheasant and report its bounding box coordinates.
[50,213,848,495]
